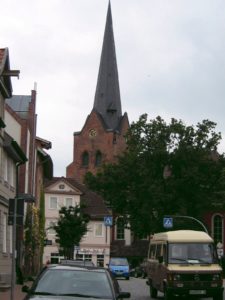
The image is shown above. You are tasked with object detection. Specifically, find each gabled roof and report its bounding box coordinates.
[93,1,122,131]
[45,177,111,219]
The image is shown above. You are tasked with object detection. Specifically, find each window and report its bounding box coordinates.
[97,255,104,267]
[82,151,89,167]
[4,153,7,182]
[95,151,102,166]
[84,254,92,261]
[49,197,57,209]
[95,223,103,237]
[6,158,15,187]
[65,198,73,208]
[0,147,2,178]
[116,217,124,240]
[149,244,156,259]
[213,214,223,245]
[156,244,162,259]
[3,213,7,253]
[9,226,12,253]
[76,254,92,261]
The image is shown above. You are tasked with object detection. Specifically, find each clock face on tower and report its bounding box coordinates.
[89,129,97,137]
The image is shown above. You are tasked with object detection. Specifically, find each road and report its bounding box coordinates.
[119,277,164,300]
[119,277,225,300]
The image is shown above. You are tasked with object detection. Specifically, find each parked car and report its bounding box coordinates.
[146,230,224,300]
[130,259,147,278]
[108,257,130,280]
[22,264,131,300]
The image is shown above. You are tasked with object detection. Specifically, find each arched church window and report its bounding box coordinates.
[82,151,89,167]
[116,217,125,240]
[212,214,223,245]
[95,151,102,166]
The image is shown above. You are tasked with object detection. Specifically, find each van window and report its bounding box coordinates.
[149,244,156,259]
[156,244,162,259]
[168,243,218,264]
[163,244,167,262]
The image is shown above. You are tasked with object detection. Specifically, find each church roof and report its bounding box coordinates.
[93,1,122,131]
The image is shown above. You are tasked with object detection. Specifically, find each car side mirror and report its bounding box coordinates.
[22,285,30,293]
[118,292,131,298]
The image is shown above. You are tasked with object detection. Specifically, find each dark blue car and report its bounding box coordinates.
[108,257,130,280]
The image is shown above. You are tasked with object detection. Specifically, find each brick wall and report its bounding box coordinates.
[67,110,129,183]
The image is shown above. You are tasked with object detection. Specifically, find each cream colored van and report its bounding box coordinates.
[146,230,224,300]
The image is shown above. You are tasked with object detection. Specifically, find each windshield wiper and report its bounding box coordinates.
[187,258,212,264]
[61,294,102,298]
[170,257,188,262]
[33,292,56,295]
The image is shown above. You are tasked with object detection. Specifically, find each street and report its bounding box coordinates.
[119,277,225,300]
[119,277,163,300]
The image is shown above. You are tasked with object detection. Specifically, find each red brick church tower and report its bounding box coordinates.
[67,1,129,183]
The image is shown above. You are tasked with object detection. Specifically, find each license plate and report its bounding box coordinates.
[189,290,206,295]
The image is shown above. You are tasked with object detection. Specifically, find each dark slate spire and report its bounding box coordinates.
[93,1,122,130]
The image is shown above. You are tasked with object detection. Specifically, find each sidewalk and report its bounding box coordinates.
[0,285,26,300]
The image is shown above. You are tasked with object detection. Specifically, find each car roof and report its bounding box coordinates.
[151,230,213,243]
[46,264,107,273]
[60,259,95,266]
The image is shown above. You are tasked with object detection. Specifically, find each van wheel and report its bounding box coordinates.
[126,277,130,280]
[150,284,157,298]
[164,288,172,300]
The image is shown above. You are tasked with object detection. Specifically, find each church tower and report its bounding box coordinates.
[66,1,129,183]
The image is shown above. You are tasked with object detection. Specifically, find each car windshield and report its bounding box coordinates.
[168,243,218,264]
[110,258,128,266]
[33,269,113,299]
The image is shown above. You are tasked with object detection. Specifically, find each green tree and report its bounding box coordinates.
[85,114,225,236]
[53,205,89,259]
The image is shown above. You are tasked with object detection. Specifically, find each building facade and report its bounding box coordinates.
[0,48,27,287]
[6,90,53,274]
[44,177,111,267]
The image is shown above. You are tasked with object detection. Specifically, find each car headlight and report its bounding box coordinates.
[212,274,221,281]
[173,274,181,281]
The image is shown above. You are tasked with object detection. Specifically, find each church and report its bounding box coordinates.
[65,1,148,260]
[66,1,129,183]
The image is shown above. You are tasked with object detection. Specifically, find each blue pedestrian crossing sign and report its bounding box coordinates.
[163,217,173,229]
[104,216,113,226]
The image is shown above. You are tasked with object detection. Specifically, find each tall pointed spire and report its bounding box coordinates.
[93,1,122,130]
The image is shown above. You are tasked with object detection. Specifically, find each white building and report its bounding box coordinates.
[43,177,111,267]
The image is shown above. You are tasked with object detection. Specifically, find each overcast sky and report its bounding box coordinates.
[1,0,225,176]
